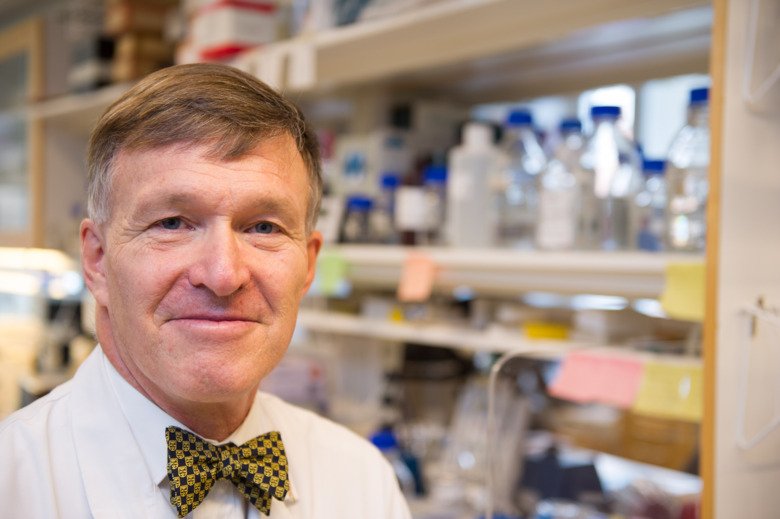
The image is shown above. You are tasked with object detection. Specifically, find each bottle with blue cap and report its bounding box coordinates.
[371,172,400,244]
[580,105,643,250]
[422,164,448,245]
[666,86,710,252]
[631,159,667,251]
[496,109,547,249]
[340,195,374,243]
[535,118,586,251]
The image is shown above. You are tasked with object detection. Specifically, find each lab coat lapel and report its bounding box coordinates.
[69,348,165,518]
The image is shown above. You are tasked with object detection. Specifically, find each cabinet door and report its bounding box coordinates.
[0,18,44,246]
[704,0,780,517]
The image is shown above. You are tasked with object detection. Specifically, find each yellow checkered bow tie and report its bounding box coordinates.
[165,425,290,517]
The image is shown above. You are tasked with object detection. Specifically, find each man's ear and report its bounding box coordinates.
[80,219,109,307]
[302,230,323,295]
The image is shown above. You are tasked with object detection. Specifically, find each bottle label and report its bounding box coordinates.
[537,190,577,249]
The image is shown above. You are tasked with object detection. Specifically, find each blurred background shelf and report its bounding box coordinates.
[252,0,712,102]
[320,245,704,299]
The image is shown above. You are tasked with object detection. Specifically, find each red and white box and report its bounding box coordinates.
[191,0,281,61]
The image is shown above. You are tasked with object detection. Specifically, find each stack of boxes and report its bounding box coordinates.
[104,0,177,82]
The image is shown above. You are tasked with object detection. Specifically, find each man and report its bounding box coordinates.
[0,63,412,518]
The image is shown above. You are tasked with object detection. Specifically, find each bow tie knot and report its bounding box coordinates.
[166,426,290,517]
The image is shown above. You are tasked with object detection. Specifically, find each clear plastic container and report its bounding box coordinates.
[580,106,643,250]
[666,87,710,252]
[496,110,547,249]
[632,159,667,251]
[446,122,504,248]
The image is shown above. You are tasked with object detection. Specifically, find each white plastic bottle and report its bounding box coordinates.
[496,109,547,249]
[666,87,710,252]
[631,159,667,251]
[580,106,643,250]
[535,121,582,251]
[446,122,504,248]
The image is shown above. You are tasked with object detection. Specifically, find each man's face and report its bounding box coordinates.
[82,135,321,407]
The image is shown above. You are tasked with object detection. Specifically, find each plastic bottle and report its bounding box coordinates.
[496,109,547,249]
[580,105,643,250]
[632,159,667,251]
[340,195,373,243]
[370,428,416,497]
[666,87,710,252]
[370,172,400,244]
[422,164,448,245]
[446,122,504,248]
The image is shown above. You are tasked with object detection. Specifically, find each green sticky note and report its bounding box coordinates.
[316,251,349,297]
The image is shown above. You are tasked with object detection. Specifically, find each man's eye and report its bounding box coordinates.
[253,222,277,234]
[159,217,182,230]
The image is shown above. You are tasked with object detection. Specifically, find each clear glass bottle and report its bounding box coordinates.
[422,164,448,245]
[632,159,667,251]
[340,195,373,243]
[496,109,547,249]
[535,124,581,251]
[580,105,643,250]
[666,87,710,252]
[446,122,504,248]
[370,172,400,244]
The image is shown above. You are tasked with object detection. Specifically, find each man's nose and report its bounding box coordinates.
[188,226,251,297]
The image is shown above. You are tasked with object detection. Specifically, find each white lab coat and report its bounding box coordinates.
[0,346,411,519]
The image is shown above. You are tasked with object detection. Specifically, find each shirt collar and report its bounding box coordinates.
[101,350,297,503]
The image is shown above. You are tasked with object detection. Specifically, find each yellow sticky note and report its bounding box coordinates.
[632,361,702,422]
[315,251,349,297]
[397,253,437,303]
[660,262,705,322]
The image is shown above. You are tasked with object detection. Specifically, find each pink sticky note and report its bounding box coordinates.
[549,351,644,409]
[397,253,437,303]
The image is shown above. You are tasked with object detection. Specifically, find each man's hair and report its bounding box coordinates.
[87,63,322,232]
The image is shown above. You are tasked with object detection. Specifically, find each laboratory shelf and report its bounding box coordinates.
[296,307,702,368]
[246,0,711,102]
[28,82,132,135]
[319,245,704,299]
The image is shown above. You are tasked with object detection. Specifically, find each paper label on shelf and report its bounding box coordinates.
[314,251,349,297]
[660,261,705,322]
[549,351,644,408]
[632,361,702,422]
[397,253,436,303]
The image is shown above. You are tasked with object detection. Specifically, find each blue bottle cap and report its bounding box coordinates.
[559,118,582,132]
[423,165,447,184]
[642,159,666,175]
[380,173,400,189]
[506,109,533,126]
[590,105,621,119]
[346,195,373,212]
[369,429,398,451]
[690,87,709,105]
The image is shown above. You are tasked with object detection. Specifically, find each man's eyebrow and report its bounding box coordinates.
[129,190,300,221]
